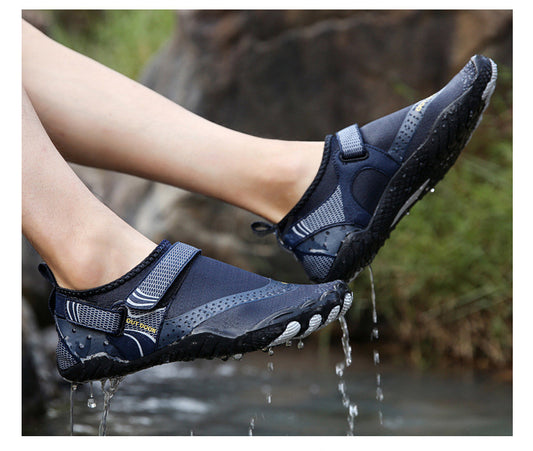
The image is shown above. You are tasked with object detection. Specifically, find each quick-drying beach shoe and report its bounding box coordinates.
[252,55,498,283]
[40,240,353,383]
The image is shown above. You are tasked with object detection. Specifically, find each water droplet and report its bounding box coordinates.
[87,381,96,409]
[87,396,96,409]
[267,361,274,372]
[70,383,77,436]
[248,417,255,436]
[78,343,84,349]
[297,340,304,350]
[233,353,243,361]
[266,393,272,404]
[103,340,109,346]
[336,317,356,435]
[368,266,385,427]
[268,348,274,356]
[430,188,435,193]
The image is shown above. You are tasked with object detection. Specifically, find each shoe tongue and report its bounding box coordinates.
[359,105,411,152]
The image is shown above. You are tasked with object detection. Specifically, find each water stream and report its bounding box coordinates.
[368,265,384,425]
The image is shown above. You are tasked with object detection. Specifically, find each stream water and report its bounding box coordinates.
[36,338,511,436]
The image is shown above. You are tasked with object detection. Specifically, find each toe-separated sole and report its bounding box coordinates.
[59,283,354,383]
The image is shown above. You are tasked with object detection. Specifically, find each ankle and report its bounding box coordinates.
[50,223,156,290]
[258,141,323,223]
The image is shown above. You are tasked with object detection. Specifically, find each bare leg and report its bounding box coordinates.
[22,20,323,224]
[22,87,156,290]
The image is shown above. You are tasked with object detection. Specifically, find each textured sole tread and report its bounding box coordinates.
[59,284,352,382]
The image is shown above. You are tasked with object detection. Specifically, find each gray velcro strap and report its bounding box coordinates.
[336,124,365,159]
[125,242,200,310]
[55,293,125,335]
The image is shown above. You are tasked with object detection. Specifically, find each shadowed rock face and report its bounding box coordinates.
[142,10,511,140]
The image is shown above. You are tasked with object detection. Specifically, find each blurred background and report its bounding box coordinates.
[21,10,512,435]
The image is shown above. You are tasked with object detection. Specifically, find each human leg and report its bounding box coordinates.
[22,19,321,225]
[22,86,352,383]
[22,19,498,285]
[22,87,156,290]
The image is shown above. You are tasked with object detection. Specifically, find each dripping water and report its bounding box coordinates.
[264,359,274,404]
[69,383,77,436]
[98,376,125,436]
[336,316,358,435]
[248,416,255,436]
[87,381,96,409]
[368,266,384,426]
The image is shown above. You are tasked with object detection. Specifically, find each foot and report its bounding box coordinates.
[253,55,498,283]
[41,240,353,382]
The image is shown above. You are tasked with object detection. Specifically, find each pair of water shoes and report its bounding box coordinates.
[40,55,497,383]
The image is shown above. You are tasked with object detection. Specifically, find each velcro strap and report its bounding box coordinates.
[336,124,365,159]
[55,293,125,335]
[125,242,200,310]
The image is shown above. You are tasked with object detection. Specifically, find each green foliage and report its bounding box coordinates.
[48,10,175,80]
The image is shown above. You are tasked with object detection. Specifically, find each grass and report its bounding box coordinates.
[48,10,175,80]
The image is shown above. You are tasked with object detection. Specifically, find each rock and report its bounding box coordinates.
[22,297,62,429]
[141,10,512,140]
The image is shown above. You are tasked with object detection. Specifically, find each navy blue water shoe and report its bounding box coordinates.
[40,240,352,383]
[253,55,498,283]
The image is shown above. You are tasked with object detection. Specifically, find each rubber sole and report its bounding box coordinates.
[327,56,497,283]
[58,282,352,383]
